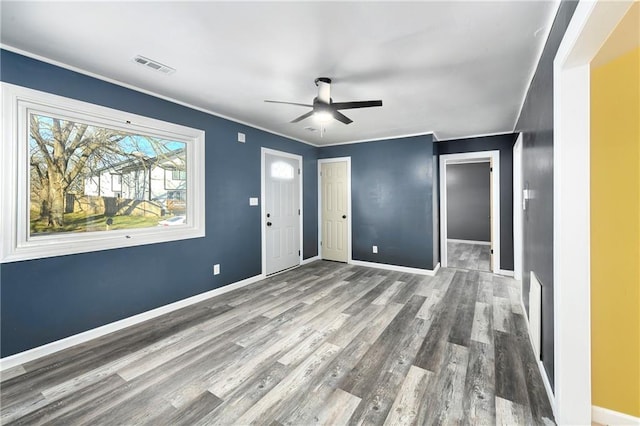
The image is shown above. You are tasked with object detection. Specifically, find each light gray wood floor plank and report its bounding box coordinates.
[413,271,465,372]
[234,342,341,425]
[280,302,406,426]
[346,302,430,425]
[314,388,362,426]
[193,361,289,425]
[420,342,470,426]
[1,261,553,425]
[383,364,433,426]
[447,241,491,272]
[463,340,496,424]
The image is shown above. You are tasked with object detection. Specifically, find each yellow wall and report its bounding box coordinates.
[591,39,640,419]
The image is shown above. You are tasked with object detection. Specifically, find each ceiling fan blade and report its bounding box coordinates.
[332,110,353,125]
[331,100,383,110]
[265,100,313,108]
[290,110,315,123]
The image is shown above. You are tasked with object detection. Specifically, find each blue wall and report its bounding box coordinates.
[435,133,517,271]
[1,50,442,358]
[514,1,578,389]
[446,162,491,242]
[319,135,436,270]
[0,50,319,357]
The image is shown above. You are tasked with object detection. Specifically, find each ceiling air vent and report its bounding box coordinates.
[132,55,176,74]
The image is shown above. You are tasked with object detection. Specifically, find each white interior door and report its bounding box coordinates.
[321,161,348,262]
[264,152,300,275]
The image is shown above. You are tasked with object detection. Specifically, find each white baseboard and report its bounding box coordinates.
[520,297,557,419]
[592,406,640,425]
[301,255,320,265]
[447,238,491,246]
[538,360,556,420]
[349,260,440,276]
[432,262,441,275]
[497,269,515,277]
[0,273,264,371]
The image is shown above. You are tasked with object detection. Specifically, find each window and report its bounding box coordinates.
[167,190,186,201]
[172,170,187,180]
[271,161,295,180]
[111,174,122,192]
[1,83,206,262]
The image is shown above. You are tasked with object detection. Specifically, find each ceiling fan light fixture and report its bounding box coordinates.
[313,110,333,123]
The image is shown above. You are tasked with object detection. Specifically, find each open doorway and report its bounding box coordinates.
[439,151,500,272]
[445,161,491,271]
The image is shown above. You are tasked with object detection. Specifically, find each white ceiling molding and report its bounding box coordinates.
[1,1,558,146]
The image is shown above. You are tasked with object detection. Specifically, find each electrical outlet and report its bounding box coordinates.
[213,264,220,275]
[372,245,378,254]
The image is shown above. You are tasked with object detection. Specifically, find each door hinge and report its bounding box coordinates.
[490,167,493,172]
[298,250,301,255]
[298,209,300,215]
[298,168,301,175]
[491,249,494,254]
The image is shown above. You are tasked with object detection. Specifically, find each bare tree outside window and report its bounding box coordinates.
[29,113,187,235]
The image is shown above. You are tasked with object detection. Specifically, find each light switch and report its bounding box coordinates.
[249,197,259,206]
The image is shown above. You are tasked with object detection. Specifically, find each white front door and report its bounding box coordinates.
[321,161,348,262]
[264,152,301,275]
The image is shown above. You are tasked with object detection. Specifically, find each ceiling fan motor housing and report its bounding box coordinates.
[313,98,333,111]
[315,77,331,86]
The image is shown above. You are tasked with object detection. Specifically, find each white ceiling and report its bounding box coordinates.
[1,1,558,146]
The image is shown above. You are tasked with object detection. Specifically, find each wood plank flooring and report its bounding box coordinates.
[447,241,491,271]
[0,261,554,425]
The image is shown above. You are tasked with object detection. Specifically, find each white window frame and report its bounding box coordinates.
[1,83,206,263]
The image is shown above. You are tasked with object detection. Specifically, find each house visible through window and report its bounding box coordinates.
[1,83,206,263]
[28,112,188,236]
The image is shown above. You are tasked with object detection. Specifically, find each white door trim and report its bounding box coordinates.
[317,157,352,263]
[261,147,303,276]
[513,133,524,281]
[552,0,634,423]
[439,151,500,272]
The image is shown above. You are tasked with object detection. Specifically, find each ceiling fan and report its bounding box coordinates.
[265,77,383,125]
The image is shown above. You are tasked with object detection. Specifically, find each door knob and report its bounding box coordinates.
[342,215,347,219]
[267,221,272,227]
